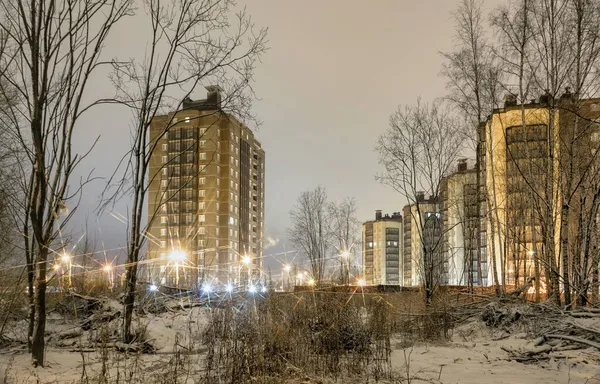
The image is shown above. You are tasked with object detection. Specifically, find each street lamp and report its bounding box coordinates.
[103,264,113,288]
[340,250,350,285]
[241,255,252,288]
[283,264,291,291]
[168,250,187,287]
[357,278,366,287]
[61,253,72,286]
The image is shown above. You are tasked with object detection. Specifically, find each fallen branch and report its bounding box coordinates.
[545,334,600,350]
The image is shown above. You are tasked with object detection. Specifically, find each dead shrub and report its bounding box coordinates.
[201,292,395,383]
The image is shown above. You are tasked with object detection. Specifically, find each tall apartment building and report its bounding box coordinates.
[440,160,480,286]
[402,194,441,287]
[478,92,600,288]
[147,86,265,287]
[362,210,403,285]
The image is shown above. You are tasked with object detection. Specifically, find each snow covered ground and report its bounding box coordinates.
[1,299,600,383]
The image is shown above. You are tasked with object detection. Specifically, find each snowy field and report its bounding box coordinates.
[1,294,600,383]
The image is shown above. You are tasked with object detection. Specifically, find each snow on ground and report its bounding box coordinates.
[2,304,600,383]
[391,321,600,383]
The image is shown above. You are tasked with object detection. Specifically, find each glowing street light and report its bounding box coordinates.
[225,284,234,293]
[284,264,291,272]
[261,286,268,293]
[241,255,252,287]
[201,282,213,295]
[341,251,350,259]
[149,284,158,292]
[103,264,114,288]
[248,285,257,294]
[60,253,73,286]
[168,250,187,287]
[307,278,315,286]
[357,278,366,287]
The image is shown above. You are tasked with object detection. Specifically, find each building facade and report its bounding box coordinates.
[402,194,441,287]
[478,92,600,289]
[362,210,403,285]
[440,160,480,286]
[147,86,265,287]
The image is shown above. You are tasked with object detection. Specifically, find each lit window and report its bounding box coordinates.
[199,215,206,222]
[161,180,167,188]
[162,143,168,151]
[162,168,167,176]
[200,128,207,135]
[161,241,166,248]
[199,190,206,197]
[160,228,167,236]
[185,117,190,123]
[200,153,207,160]
[200,140,206,147]
[198,227,206,235]
[199,202,206,210]
[229,216,234,225]
[162,155,168,163]
[161,216,167,224]
[199,177,206,185]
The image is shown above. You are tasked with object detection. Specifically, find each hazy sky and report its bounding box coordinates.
[69,0,504,266]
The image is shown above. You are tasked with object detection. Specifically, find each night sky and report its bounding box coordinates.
[67,0,505,272]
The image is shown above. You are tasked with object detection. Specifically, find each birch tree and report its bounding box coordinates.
[0,0,131,366]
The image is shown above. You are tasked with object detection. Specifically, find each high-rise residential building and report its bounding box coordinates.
[440,160,480,286]
[147,86,265,287]
[478,92,600,288]
[402,194,441,287]
[362,210,403,285]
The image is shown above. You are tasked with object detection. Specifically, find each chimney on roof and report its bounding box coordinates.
[416,191,425,202]
[205,85,223,108]
[504,93,517,107]
[375,210,382,221]
[457,158,468,172]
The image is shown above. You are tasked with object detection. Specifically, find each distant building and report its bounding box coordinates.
[440,160,479,285]
[402,193,441,287]
[362,210,403,285]
[147,86,265,287]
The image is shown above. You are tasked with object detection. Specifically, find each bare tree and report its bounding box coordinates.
[98,0,267,342]
[0,0,131,365]
[328,197,360,285]
[289,187,331,286]
[377,100,465,304]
